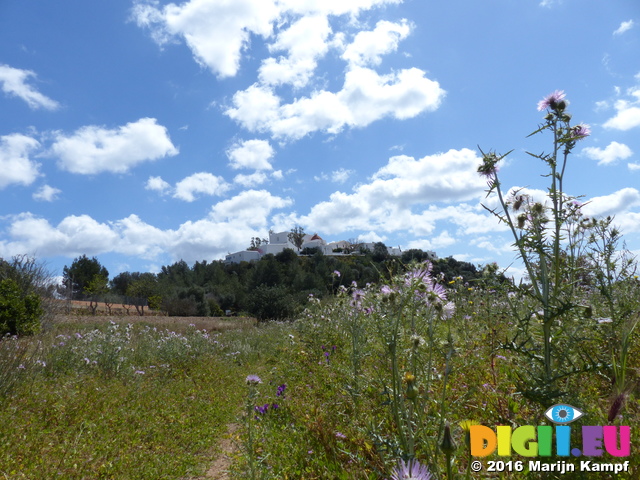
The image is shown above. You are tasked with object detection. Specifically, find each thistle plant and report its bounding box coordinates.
[370,262,454,473]
[244,374,262,480]
[478,91,626,404]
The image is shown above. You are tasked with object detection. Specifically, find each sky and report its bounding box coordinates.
[1,0,639,280]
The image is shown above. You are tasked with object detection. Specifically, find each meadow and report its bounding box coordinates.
[1,92,638,479]
[0,268,638,479]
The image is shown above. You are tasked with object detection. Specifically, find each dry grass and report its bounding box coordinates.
[52,314,257,333]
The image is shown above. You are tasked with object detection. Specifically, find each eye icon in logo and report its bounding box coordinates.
[544,404,584,424]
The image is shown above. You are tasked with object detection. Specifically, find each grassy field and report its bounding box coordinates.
[1,273,639,479]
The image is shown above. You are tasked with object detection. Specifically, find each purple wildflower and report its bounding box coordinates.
[389,459,432,480]
[537,90,566,111]
[333,270,341,277]
[570,123,591,139]
[254,403,270,415]
[276,384,287,397]
[351,289,365,308]
[335,432,346,439]
[380,285,394,295]
[246,374,262,385]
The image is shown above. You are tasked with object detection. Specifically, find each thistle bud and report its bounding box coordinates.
[517,213,527,229]
[440,423,457,455]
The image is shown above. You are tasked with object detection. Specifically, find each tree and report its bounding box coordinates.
[62,255,108,299]
[371,242,390,262]
[248,237,269,251]
[126,273,159,316]
[84,275,109,315]
[288,225,306,251]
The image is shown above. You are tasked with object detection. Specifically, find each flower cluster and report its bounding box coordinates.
[389,459,432,480]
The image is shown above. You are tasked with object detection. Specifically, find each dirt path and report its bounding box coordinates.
[203,423,240,479]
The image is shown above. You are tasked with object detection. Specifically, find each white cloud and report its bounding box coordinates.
[145,175,171,194]
[32,185,61,202]
[227,139,274,170]
[0,213,119,258]
[0,134,41,189]
[405,230,456,250]
[210,189,293,226]
[582,187,640,218]
[331,168,354,183]
[173,172,230,202]
[614,20,635,36]
[259,14,332,88]
[628,163,640,171]
[0,190,293,262]
[132,0,278,78]
[298,148,487,235]
[233,171,269,187]
[603,87,640,131]
[133,0,404,79]
[226,67,445,140]
[0,64,59,110]
[341,19,411,67]
[582,141,633,165]
[51,118,178,174]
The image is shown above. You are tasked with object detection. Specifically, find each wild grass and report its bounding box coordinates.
[1,277,639,480]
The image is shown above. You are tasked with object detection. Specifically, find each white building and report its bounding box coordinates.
[224,231,412,264]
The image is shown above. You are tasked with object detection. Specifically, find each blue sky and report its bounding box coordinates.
[1,0,639,279]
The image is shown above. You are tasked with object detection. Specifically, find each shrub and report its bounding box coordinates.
[0,278,43,336]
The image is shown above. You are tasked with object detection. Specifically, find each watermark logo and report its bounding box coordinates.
[544,404,583,424]
[469,405,630,458]
[466,405,631,474]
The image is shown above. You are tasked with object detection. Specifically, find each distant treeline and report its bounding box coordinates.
[62,249,500,321]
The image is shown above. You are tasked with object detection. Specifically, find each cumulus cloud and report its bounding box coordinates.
[0,64,59,110]
[132,0,278,78]
[51,118,178,174]
[32,185,61,202]
[297,148,487,235]
[227,139,274,170]
[132,0,404,79]
[233,172,269,187]
[582,187,640,218]
[210,189,293,226]
[0,190,293,262]
[331,168,354,183]
[226,67,445,140]
[173,172,231,202]
[145,176,171,194]
[0,213,119,258]
[582,141,633,165]
[603,87,640,131]
[0,134,41,189]
[341,19,411,67]
[259,14,332,88]
[614,20,635,36]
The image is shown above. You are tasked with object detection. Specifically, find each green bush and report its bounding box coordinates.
[0,278,43,336]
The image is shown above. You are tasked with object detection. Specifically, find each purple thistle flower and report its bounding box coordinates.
[570,123,591,139]
[389,459,432,480]
[537,90,566,111]
[246,374,262,385]
[380,285,394,295]
[350,289,365,308]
